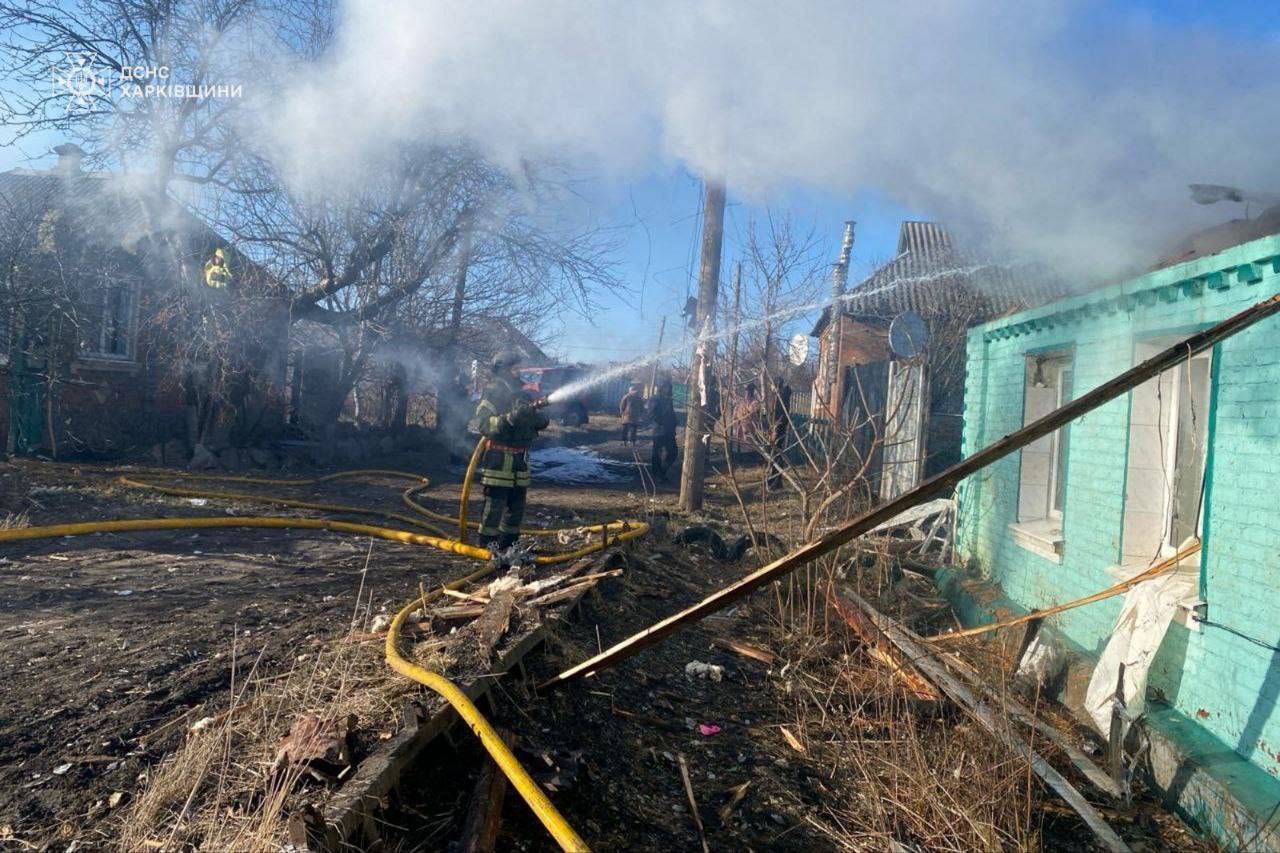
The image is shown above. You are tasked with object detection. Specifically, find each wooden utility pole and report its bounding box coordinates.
[678,180,727,512]
[647,316,666,395]
[728,261,743,396]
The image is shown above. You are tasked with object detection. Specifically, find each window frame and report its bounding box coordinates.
[1157,351,1211,557]
[1120,338,1215,568]
[1047,363,1073,519]
[79,277,139,364]
[1016,350,1074,523]
[1010,346,1075,562]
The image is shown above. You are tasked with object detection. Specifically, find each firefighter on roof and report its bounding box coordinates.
[204,247,231,289]
[473,351,550,553]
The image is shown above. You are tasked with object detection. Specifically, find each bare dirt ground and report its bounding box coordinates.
[0,457,480,847]
[0,418,661,849]
[0,416,1214,851]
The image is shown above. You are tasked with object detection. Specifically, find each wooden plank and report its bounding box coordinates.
[828,594,941,703]
[474,591,517,662]
[458,729,514,853]
[542,295,1280,689]
[1109,663,1127,791]
[297,584,595,852]
[709,637,776,666]
[932,644,1122,799]
[830,587,1130,853]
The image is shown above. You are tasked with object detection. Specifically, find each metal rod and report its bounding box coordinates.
[543,291,1280,687]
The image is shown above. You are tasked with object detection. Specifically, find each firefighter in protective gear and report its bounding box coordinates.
[473,351,550,551]
[204,248,231,289]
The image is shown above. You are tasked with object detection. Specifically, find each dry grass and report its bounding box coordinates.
[786,640,1040,851]
[0,510,31,530]
[763,549,1045,852]
[116,597,448,851]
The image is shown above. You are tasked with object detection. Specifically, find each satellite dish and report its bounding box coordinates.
[787,333,809,366]
[889,311,928,359]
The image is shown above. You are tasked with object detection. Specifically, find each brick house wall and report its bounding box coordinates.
[0,269,189,455]
[811,314,891,421]
[956,232,1280,779]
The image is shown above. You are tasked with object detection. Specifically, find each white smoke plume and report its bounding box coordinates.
[260,0,1280,280]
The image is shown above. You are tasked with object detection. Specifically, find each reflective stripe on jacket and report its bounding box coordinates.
[474,374,547,487]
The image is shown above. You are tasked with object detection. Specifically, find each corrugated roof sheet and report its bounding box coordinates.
[895,220,953,257]
[811,221,1069,336]
[0,167,223,261]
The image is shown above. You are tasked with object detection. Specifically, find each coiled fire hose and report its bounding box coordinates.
[0,443,647,851]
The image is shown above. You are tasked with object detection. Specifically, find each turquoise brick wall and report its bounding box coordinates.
[957,234,1280,778]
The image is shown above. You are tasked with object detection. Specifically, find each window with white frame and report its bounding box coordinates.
[1013,352,1073,557]
[81,279,136,361]
[1122,344,1211,566]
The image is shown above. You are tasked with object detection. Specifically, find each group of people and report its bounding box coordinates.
[618,381,679,483]
[464,354,792,561]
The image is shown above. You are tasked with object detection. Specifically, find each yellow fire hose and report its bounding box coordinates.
[457,436,486,542]
[1,453,647,851]
[446,438,632,543]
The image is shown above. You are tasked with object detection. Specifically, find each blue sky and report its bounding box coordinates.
[548,169,923,364]
[1,0,1270,365]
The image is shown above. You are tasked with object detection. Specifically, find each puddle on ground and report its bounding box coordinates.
[530,446,636,485]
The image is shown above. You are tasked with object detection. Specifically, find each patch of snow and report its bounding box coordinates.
[529,446,635,485]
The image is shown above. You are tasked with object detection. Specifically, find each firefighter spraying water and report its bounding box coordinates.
[472,351,552,563]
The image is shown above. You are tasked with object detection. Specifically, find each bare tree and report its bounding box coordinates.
[220,146,618,431]
[1,0,623,439]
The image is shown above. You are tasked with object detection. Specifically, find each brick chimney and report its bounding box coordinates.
[52,143,85,175]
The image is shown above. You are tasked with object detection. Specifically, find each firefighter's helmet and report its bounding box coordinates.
[204,248,231,289]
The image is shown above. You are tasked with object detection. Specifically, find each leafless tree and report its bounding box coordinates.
[1,0,623,439]
[220,147,619,430]
[735,212,826,384]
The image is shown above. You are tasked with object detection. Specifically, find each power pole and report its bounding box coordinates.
[679,180,727,512]
[728,261,742,396]
[648,316,667,395]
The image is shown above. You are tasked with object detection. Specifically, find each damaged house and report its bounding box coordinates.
[955,213,1280,846]
[0,144,285,457]
[809,220,1063,500]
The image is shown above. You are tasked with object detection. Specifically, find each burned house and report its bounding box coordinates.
[0,144,284,457]
[810,220,1061,499]
[955,216,1280,845]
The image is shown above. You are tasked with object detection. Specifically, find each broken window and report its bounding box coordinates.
[1013,352,1073,558]
[1122,345,1212,565]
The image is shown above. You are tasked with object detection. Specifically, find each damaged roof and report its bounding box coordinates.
[811,221,1068,337]
[1153,204,1280,270]
[0,169,217,251]
[0,157,277,295]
